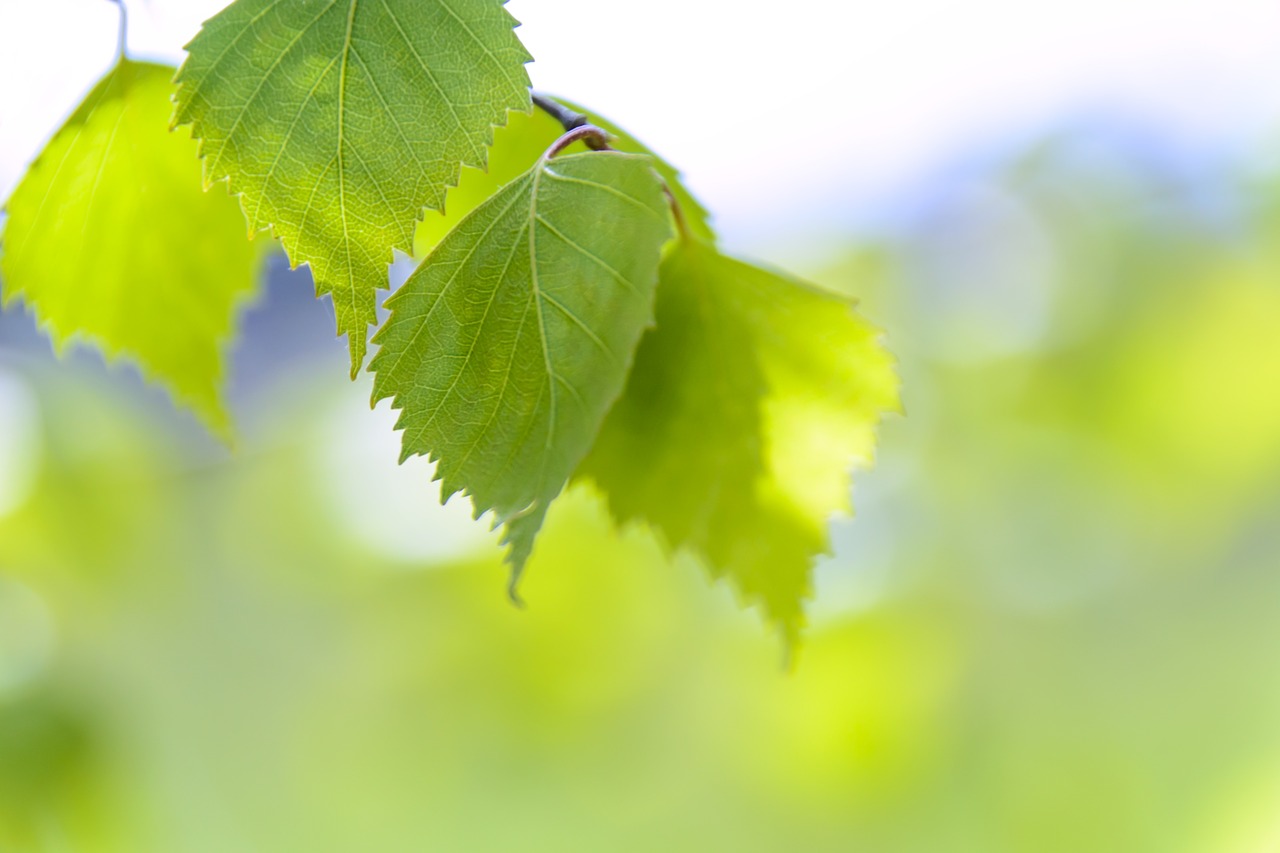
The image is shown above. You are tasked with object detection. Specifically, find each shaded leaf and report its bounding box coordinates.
[0,60,262,439]
[173,0,532,377]
[578,239,900,646]
[371,150,671,586]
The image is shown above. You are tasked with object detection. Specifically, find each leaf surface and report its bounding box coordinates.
[0,60,262,438]
[414,97,712,257]
[578,239,900,646]
[173,0,532,376]
[371,151,671,585]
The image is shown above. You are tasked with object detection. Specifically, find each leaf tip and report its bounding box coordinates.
[506,576,527,610]
[346,332,368,381]
[779,634,800,673]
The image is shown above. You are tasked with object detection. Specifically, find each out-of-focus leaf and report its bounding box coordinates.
[173,0,533,376]
[371,151,670,587]
[0,60,260,438]
[579,239,900,646]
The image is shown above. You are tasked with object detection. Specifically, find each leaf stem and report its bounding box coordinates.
[532,92,691,240]
[544,124,612,158]
[662,184,690,241]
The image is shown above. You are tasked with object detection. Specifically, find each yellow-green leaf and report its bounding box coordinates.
[0,60,262,439]
[578,239,900,646]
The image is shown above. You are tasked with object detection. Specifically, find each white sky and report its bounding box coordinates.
[3,0,1280,249]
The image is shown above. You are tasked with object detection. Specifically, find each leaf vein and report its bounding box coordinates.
[538,290,619,365]
[433,0,528,96]
[375,181,529,383]
[378,0,482,163]
[204,0,339,180]
[253,55,340,231]
[542,171,665,223]
[534,214,640,297]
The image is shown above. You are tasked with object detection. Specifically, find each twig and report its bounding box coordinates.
[531,94,590,134]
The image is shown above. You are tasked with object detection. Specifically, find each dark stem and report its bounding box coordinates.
[533,92,691,240]
[107,0,128,60]
[532,93,588,131]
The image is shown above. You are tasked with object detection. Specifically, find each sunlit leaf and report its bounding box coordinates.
[173,0,533,377]
[0,60,261,439]
[579,239,900,645]
[371,150,671,587]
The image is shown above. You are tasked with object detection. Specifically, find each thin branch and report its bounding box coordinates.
[532,93,589,132]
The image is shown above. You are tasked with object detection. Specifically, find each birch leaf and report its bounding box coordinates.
[371,150,670,588]
[173,0,532,377]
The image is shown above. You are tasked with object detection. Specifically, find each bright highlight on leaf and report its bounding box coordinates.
[370,150,672,589]
[0,60,261,439]
[579,239,901,646]
[173,0,533,377]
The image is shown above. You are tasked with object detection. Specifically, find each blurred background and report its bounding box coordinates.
[3,0,1280,850]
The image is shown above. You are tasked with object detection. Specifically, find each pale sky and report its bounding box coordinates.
[3,0,1280,249]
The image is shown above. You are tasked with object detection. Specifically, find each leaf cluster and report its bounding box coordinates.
[0,0,899,645]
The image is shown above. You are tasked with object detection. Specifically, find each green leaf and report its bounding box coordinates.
[414,96,713,257]
[578,239,900,646]
[370,150,672,587]
[0,60,262,440]
[173,0,533,377]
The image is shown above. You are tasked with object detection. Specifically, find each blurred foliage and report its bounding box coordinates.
[2,122,1280,851]
[0,60,262,438]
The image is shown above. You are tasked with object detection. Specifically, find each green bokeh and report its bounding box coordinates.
[3,128,1280,851]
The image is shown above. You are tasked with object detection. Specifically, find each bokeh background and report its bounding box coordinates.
[3,1,1280,850]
